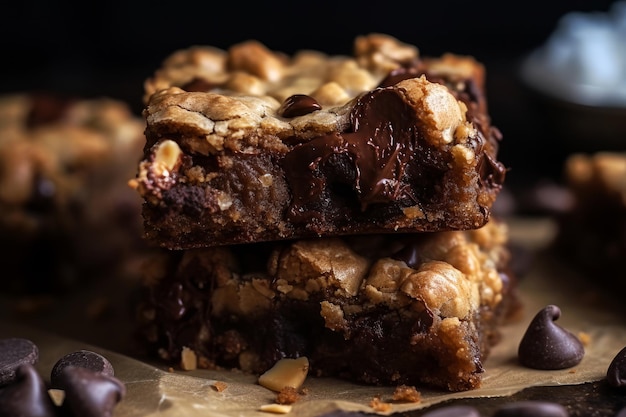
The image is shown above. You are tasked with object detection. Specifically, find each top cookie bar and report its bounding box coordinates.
[131,34,506,249]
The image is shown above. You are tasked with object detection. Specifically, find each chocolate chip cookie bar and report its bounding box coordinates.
[131,34,506,249]
[553,152,626,277]
[0,93,146,293]
[135,218,518,391]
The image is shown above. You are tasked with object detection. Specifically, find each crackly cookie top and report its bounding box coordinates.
[144,33,420,105]
[141,33,489,156]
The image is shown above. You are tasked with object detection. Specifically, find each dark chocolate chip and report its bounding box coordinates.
[0,338,39,386]
[57,366,125,417]
[391,241,424,269]
[0,364,57,417]
[377,65,421,88]
[518,305,584,370]
[421,405,481,417]
[278,94,321,118]
[181,77,216,92]
[606,346,626,388]
[492,400,569,417]
[50,350,114,389]
[26,93,74,128]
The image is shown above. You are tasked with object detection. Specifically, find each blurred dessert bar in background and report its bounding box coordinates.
[0,93,146,293]
[553,152,626,278]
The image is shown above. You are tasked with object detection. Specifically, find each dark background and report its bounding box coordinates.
[1,0,622,192]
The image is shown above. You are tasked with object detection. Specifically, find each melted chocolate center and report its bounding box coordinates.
[282,86,419,222]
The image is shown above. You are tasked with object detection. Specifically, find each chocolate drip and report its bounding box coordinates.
[378,64,507,192]
[283,86,419,222]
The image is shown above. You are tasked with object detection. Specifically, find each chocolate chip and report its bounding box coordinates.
[181,77,216,92]
[391,240,426,269]
[50,350,114,389]
[0,364,57,417]
[377,65,421,88]
[606,346,626,388]
[492,401,569,417]
[518,305,584,370]
[57,366,125,417]
[278,94,321,118]
[420,405,481,417]
[25,93,74,128]
[0,337,39,386]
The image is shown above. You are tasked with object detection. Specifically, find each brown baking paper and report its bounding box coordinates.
[2,217,626,416]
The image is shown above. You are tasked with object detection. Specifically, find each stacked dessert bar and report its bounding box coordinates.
[131,33,516,391]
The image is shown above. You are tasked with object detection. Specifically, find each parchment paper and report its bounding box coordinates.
[2,217,625,416]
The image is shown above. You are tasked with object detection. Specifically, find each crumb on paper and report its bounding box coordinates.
[211,381,228,392]
[392,384,421,403]
[569,369,578,374]
[369,395,392,412]
[276,386,300,405]
[578,331,591,346]
[167,367,175,373]
[259,403,292,414]
[180,346,198,371]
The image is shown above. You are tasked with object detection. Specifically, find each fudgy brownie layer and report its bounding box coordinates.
[0,93,146,293]
[131,34,506,249]
[135,219,518,391]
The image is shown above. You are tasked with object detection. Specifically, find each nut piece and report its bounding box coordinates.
[228,40,285,82]
[400,260,477,319]
[354,33,419,75]
[258,357,309,392]
[259,404,293,414]
[397,76,466,146]
[180,346,198,371]
[275,239,368,298]
[154,139,182,173]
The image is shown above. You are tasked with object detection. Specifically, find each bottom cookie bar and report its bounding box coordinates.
[136,219,518,391]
